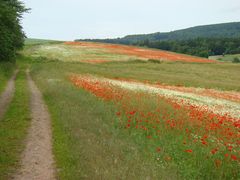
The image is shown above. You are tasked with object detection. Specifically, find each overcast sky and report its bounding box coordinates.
[22,0,240,41]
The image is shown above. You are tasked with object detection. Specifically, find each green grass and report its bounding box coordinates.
[29,57,240,179]
[30,62,181,180]
[0,61,31,179]
[30,60,240,91]
[21,41,240,179]
[0,62,15,94]
[24,38,63,45]
[209,54,240,62]
[23,43,140,62]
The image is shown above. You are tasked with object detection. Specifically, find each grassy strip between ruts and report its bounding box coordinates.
[0,62,31,179]
[0,62,15,94]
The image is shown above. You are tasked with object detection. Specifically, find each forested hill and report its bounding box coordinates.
[76,22,240,58]
[77,22,240,44]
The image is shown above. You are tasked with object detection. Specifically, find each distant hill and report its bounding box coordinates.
[77,22,240,44]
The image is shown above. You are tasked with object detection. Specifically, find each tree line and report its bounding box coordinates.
[133,38,240,58]
[0,0,28,62]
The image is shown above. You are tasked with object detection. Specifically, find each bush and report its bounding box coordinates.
[232,57,240,63]
[148,59,161,63]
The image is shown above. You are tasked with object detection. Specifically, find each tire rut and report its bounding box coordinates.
[13,70,56,180]
[0,70,18,120]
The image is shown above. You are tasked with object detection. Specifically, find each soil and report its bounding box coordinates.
[13,70,56,180]
[0,70,18,120]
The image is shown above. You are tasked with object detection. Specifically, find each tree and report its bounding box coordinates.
[0,0,29,62]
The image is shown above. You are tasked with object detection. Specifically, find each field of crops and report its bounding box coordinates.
[23,41,215,63]
[19,41,240,179]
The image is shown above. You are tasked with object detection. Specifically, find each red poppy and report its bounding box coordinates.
[185,149,193,153]
[231,155,237,161]
[211,148,218,155]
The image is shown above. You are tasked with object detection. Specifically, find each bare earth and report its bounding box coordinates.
[0,70,18,120]
[13,70,56,180]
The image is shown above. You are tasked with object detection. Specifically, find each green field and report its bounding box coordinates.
[30,59,240,179]
[24,38,63,45]
[28,42,240,179]
[23,43,141,62]
[0,41,239,179]
[209,54,240,62]
[28,58,240,91]
[1,1,240,179]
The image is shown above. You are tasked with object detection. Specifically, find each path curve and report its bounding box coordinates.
[13,70,56,180]
[0,70,18,120]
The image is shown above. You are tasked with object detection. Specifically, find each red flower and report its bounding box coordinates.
[231,155,237,161]
[156,147,161,152]
[185,149,193,153]
[211,148,218,155]
[126,124,131,128]
[203,135,208,139]
[228,146,233,151]
[201,141,207,145]
[129,110,136,115]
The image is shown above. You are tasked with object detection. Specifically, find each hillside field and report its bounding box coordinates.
[209,54,240,62]
[0,40,239,179]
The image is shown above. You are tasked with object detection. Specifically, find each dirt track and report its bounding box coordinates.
[0,70,18,120]
[13,70,55,180]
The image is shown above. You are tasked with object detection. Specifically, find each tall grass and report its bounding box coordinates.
[31,60,240,91]
[0,62,15,94]
[31,63,179,179]
[30,60,240,179]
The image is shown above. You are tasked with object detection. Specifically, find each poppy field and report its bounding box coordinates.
[69,74,239,179]
[24,41,240,179]
[23,41,216,63]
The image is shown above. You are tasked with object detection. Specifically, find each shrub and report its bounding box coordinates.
[232,57,240,63]
[148,59,161,63]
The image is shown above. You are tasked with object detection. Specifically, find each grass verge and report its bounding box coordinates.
[0,62,15,94]
[0,63,31,179]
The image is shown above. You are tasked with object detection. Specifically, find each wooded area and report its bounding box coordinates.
[0,0,28,62]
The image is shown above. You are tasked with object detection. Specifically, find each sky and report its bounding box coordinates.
[22,0,240,41]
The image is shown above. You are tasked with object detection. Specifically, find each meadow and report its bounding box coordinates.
[25,41,240,179]
[0,41,239,179]
[209,54,240,62]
